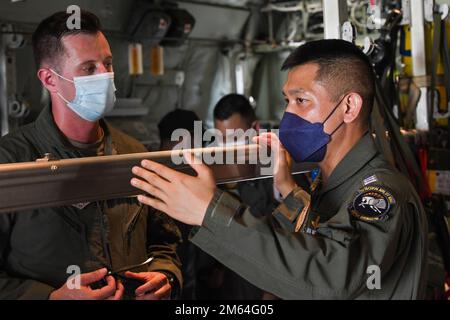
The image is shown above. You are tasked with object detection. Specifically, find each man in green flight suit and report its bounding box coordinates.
[130,39,428,299]
[0,10,182,300]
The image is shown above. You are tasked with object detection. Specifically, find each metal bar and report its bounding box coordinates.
[0,34,9,137]
[410,0,429,131]
[176,0,251,12]
[323,0,348,39]
[0,29,270,46]
[268,9,275,45]
[0,145,316,213]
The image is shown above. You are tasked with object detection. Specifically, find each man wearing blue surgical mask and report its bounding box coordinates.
[0,10,182,300]
[131,40,429,299]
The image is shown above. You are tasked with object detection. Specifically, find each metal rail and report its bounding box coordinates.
[0,144,315,213]
[176,0,252,12]
[0,34,9,136]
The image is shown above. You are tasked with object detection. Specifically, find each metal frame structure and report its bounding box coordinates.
[176,0,252,12]
[410,0,429,131]
[322,0,434,131]
[323,0,348,39]
[0,33,9,136]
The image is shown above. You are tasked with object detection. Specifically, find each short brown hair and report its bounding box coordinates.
[32,10,102,69]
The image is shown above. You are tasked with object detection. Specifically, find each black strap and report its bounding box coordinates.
[330,121,345,136]
[440,18,450,113]
[374,78,428,198]
[429,12,442,129]
[322,95,346,124]
[442,20,450,141]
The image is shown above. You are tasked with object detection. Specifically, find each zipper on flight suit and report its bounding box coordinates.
[96,135,117,268]
[97,202,114,270]
[126,203,145,255]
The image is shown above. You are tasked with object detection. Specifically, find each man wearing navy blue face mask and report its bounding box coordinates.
[131,40,429,299]
[0,10,182,300]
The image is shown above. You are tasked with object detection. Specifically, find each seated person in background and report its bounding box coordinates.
[158,109,202,151]
[213,94,280,217]
[195,94,281,300]
[0,10,181,300]
[158,109,202,299]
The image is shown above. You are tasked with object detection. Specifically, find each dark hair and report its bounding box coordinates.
[158,109,201,142]
[213,94,256,125]
[32,10,102,68]
[282,39,375,121]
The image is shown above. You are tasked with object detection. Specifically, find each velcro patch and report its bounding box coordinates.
[363,174,378,186]
[348,186,395,222]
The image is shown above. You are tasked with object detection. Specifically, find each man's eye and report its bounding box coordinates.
[82,65,96,74]
[296,98,307,104]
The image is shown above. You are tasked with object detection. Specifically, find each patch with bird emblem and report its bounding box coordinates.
[348,186,395,222]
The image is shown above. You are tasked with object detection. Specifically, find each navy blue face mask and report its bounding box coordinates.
[279,97,345,163]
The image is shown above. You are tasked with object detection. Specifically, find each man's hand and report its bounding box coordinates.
[49,268,124,300]
[124,271,171,300]
[131,152,216,226]
[254,132,297,198]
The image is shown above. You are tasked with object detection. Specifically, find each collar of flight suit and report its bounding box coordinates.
[318,132,379,196]
[34,104,114,155]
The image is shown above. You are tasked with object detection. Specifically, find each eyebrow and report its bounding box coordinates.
[282,88,306,96]
[78,56,113,66]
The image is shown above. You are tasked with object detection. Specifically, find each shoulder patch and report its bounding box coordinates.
[348,186,396,222]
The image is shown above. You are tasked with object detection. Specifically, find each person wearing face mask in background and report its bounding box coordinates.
[192,94,281,300]
[157,109,204,300]
[0,10,182,300]
[213,94,282,218]
[131,40,429,299]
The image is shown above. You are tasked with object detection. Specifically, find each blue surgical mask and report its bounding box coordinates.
[279,97,345,163]
[50,69,116,122]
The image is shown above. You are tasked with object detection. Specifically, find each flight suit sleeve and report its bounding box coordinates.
[146,210,183,290]
[190,186,413,299]
[0,145,56,299]
[0,213,55,300]
[271,187,311,232]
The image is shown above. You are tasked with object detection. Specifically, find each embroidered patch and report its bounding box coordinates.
[348,186,395,222]
[72,202,90,210]
[363,174,378,186]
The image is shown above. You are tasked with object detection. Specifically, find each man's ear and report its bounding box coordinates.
[342,92,363,123]
[37,68,58,93]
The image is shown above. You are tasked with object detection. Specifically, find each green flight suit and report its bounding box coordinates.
[0,106,182,299]
[190,132,428,299]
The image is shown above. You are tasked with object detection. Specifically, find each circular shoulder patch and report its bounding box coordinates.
[348,186,396,222]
